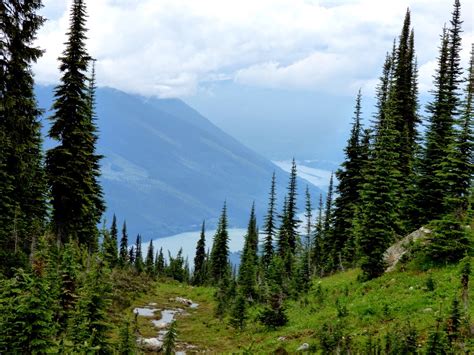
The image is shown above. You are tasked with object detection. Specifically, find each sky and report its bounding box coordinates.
[34,0,474,161]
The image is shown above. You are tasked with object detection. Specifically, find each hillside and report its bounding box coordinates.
[130,260,474,353]
[35,86,322,240]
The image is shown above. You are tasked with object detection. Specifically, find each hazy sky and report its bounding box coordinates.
[34,0,474,161]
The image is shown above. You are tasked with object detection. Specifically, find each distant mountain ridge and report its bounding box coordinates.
[36,85,322,241]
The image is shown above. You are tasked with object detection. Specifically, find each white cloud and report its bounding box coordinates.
[33,0,474,98]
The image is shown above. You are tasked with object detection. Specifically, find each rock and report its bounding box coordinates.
[384,227,432,272]
[297,343,309,351]
[174,297,194,306]
[423,307,433,313]
[277,336,287,341]
[138,337,163,351]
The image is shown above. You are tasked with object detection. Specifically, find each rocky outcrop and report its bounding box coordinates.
[384,227,432,272]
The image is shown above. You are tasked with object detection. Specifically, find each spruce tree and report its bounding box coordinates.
[418,1,465,224]
[0,0,47,266]
[155,247,165,275]
[46,0,104,249]
[312,193,324,275]
[119,221,128,266]
[163,321,178,355]
[321,173,335,272]
[262,172,277,268]
[128,246,135,265]
[238,203,259,300]
[333,91,364,268]
[134,234,143,272]
[69,258,112,353]
[193,221,207,285]
[145,240,154,275]
[108,214,119,266]
[210,203,230,283]
[229,292,247,330]
[285,159,300,254]
[0,268,55,353]
[355,96,400,280]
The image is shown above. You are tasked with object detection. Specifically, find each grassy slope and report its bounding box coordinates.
[131,259,473,353]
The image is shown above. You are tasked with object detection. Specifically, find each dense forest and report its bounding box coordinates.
[0,0,472,353]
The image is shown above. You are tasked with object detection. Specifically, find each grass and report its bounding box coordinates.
[130,258,473,353]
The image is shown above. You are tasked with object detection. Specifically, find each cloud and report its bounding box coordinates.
[33,0,474,98]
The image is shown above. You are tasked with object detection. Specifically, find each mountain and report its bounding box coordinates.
[36,86,322,240]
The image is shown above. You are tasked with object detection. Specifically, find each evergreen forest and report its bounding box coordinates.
[0,0,472,353]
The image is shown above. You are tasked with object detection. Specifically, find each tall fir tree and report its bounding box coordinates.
[145,240,154,275]
[312,193,324,275]
[238,203,259,300]
[210,203,230,283]
[355,96,400,280]
[134,234,143,272]
[333,91,364,267]
[46,0,104,249]
[119,221,128,266]
[0,0,47,267]
[418,1,465,225]
[193,221,207,285]
[155,247,165,275]
[108,214,118,266]
[262,172,277,268]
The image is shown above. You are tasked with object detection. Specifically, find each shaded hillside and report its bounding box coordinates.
[36,86,322,240]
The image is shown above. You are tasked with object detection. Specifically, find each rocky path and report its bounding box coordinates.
[134,297,200,353]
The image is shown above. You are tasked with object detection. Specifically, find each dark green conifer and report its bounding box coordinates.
[108,214,118,266]
[262,172,277,268]
[418,1,465,224]
[134,234,143,272]
[229,292,247,330]
[46,0,104,249]
[312,193,324,275]
[333,91,364,268]
[193,221,207,285]
[145,240,154,275]
[163,321,178,355]
[0,0,47,266]
[210,203,230,283]
[355,96,400,280]
[238,203,259,300]
[119,221,128,266]
[0,268,55,353]
[155,247,165,275]
[69,258,112,353]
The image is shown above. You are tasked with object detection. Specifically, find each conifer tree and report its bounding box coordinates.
[418,1,465,224]
[210,203,230,283]
[128,246,135,265]
[333,91,364,267]
[69,258,112,353]
[312,194,324,275]
[285,159,300,254]
[0,0,47,265]
[145,240,154,275]
[0,268,55,353]
[119,221,128,266]
[355,95,400,280]
[118,318,137,354]
[155,247,165,275]
[193,221,207,285]
[163,321,178,355]
[238,203,259,300]
[229,292,247,330]
[108,214,118,266]
[262,172,277,268]
[46,0,104,249]
[134,234,143,272]
[58,241,80,327]
[322,173,335,271]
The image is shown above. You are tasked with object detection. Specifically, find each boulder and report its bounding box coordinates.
[384,227,431,272]
[297,343,309,351]
[139,337,163,351]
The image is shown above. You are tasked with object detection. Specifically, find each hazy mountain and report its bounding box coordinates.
[36,86,322,240]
